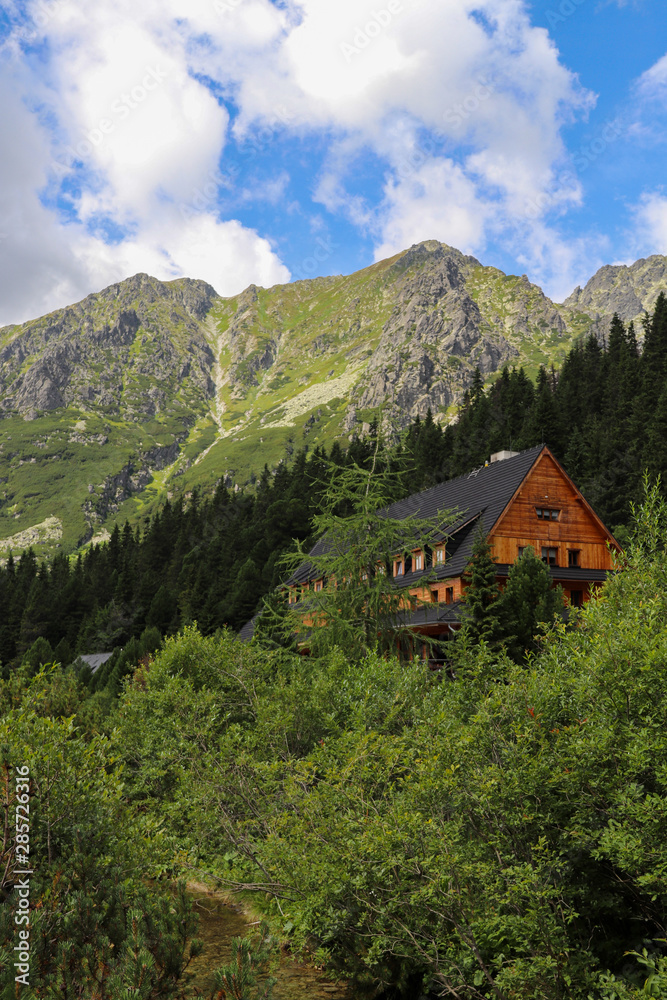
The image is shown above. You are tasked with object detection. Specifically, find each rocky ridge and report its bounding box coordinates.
[213,240,585,435]
[0,273,218,417]
[563,255,667,336]
[1,241,666,556]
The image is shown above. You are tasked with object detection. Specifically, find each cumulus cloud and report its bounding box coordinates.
[373,159,491,261]
[200,0,593,291]
[636,52,667,98]
[631,191,667,257]
[0,0,602,323]
[0,0,290,325]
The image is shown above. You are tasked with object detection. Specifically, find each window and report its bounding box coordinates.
[541,546,558,566]
[570,589,583,608]
[314,580,323,592]
[434,547,445,565]
[413,552,423,571]
[536,507,560,520]
[431,589,439,603]
[445,587,454,604]
[568,549,580,568]
[518,546,526,558]
[394,559,404,577]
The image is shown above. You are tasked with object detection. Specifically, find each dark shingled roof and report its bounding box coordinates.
[287,445,545,589]
[239,446,551,641]
[238,614,259,642]
[77,652,114,673]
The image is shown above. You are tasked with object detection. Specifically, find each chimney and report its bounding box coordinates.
[490,450,520,464]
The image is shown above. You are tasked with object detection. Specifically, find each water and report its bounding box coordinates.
[186,885,358,999]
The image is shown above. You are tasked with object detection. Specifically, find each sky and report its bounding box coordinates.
[0,0,666,327]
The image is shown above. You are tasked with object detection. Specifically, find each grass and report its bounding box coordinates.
[0,241,613,557]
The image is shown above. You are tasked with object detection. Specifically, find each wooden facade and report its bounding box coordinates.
[242,445,620,645]
[403,447,619,629]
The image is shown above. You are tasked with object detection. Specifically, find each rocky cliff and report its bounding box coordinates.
[213,240,578,438]
[1,241,665,556]
[0,273,218,418]
[562,255,667,337]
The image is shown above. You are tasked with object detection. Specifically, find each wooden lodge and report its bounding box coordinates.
[385,444,620,642]
[240,445,620,645]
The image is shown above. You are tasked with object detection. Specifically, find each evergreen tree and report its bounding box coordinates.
[21,636,54,675]
[519,365,562,452]
[641,292,667,380]
[276,457,453,662]
[460,527,501,644]
[643,383,667,482]
[495,546,563,662]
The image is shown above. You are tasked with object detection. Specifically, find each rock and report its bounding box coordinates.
[561,254,667,341]
[0,274,218,417]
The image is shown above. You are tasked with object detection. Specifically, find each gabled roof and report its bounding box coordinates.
[78,652,114,673]
[288,445,545,588]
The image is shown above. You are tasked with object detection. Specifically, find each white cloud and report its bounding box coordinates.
[201,0,593,290]
[636,53,667,98]
[239,170,291,205]
[47,6,228,209]
[0,0,290,325]
[373,159,491,261]
[512,224,610,304]
[71,213,290,296]
[0,0,601,324]
[631,191,667,257]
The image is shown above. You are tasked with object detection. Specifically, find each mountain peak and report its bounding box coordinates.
[563,254,667,321]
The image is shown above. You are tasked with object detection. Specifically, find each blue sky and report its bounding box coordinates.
[0,0,666,326]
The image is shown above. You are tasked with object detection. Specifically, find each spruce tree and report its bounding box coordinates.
[495,546,563,662]
[461,527,501,644]
[519,365,562,452]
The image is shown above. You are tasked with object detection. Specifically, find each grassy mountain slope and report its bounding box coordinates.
[1,241,665,557]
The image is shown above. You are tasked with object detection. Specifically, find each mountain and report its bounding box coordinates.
[1,241,665,557]
[563,255,667,329]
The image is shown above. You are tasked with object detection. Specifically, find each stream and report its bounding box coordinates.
[186,885,361,999]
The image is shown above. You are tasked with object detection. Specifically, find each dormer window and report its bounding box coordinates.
[536,507,560,521]
[314,579,323,592]
[413,552,423,571]
[394,559,404,577]
[433,547,445,565]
